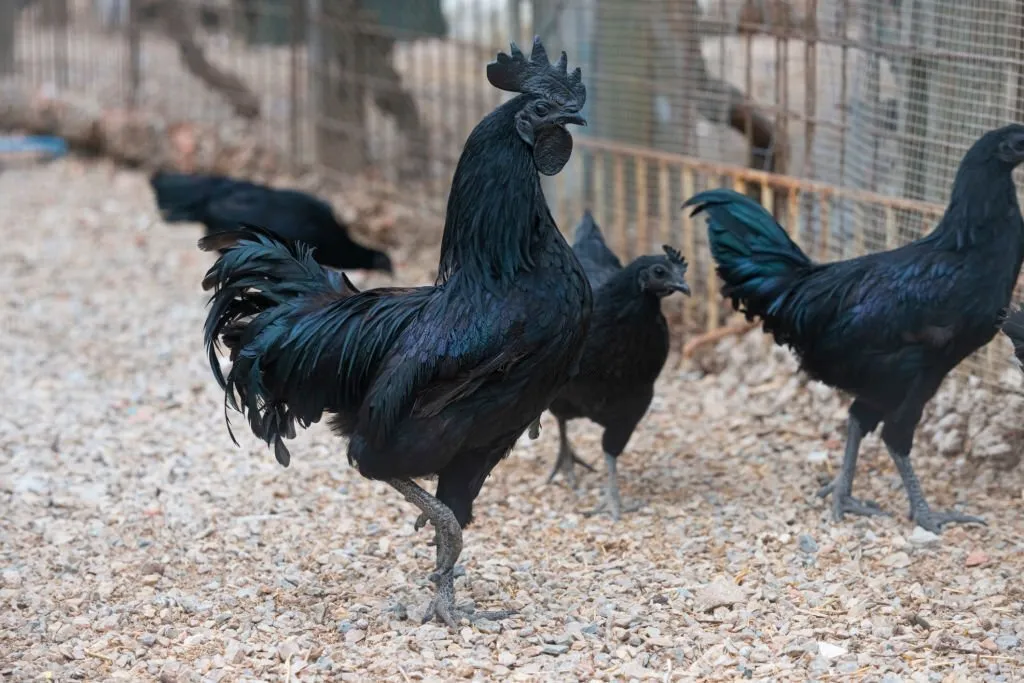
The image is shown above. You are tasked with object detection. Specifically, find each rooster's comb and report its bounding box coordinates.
[487,36,586,107]
[662,245,688,270]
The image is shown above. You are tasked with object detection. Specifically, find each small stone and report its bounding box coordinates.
[907,527,941,546]
[344,629,365,644]
[965,549,990,567]
[183,633,207,647]
[979,638,998,652]
[141,574,161,586]
[224,641,244,665]
[809,656,831,672]
[798,534,818,554]
[277,639,301,661]
[749,647,771,663]
[475,619,501,634]
[140,562,165,576]
[695,577,747,612]
[541,644,569,656]
[880,675,904,683]
[53,623,77,643]
[806,451,829,464]
[140,634,157,647]
[817,642,847,659]
[994,635,1019,650]
[1,570,22,588]
[881,552,912,568]
[837,660,859,674]
[872,624,894,639]
[497,652,516,666]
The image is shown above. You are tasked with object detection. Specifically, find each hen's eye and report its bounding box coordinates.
[535,102,550,117]
[653,266,666,277]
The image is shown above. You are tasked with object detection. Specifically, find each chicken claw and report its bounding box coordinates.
[547,416,595,489]
[545,445,595,489]
[583,453,641,521]
[816,481,889,520]
[420,569,516,628]
[910,508,986,534]
[414,512,430,531]
[888,446,986,533]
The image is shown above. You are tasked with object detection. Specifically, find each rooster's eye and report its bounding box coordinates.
[653,266,666,277]
[535,102,550,117]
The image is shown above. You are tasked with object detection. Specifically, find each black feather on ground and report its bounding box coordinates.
[150,171,393,273]
[545,212,691,521]
[685,124,1024,533]
[198,37,592,628]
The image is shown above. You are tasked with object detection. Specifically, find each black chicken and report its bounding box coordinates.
[150,171,393,273]
[545,212,691,520]
[1001,306,1024,368]
[199,37,591,626]
[684,124,1024,533]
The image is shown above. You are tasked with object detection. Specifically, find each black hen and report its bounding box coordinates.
[150,171,393,273]
[200,37,591,627]
[545,212,690,519]
[684,124,1024,533]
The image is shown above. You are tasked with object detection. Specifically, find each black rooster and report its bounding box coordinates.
[684,124,1024,533]
[200,37,591,626]
[545,212,690,520]
[1001,306,1024,368]
[150,171,393,273]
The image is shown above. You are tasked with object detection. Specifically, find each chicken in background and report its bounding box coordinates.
[149,171,394,274]
[545,212,691,520]
[199,37,591,627]
[684,124,1024,533]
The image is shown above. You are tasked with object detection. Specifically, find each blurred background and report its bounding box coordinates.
[2,0,1022,385]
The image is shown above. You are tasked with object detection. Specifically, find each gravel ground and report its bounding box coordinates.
[2,159,1023,682]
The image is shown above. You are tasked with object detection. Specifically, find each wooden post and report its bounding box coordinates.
[594,0,654,248]
[0,1,17,75]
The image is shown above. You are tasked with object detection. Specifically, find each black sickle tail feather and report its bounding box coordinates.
[200,225,366,466]
[1002,305,1024,367]
[683,189,815,341]
[150,171,223,223]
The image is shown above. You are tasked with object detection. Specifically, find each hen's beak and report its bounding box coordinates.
[560,113,587,127]
[671,280,691,296]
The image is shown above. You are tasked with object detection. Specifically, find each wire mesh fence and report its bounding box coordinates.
[2,0,1023,387]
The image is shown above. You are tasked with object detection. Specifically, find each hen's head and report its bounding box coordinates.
[487,36,587,176]
[963,123,1024,169]
[635,245,691,298]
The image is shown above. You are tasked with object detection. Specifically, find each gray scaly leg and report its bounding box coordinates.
[817,415,888,520]
[545,417,595,489]
[885,448,986,533]
[585,453,641,521]
[388,478,515,628]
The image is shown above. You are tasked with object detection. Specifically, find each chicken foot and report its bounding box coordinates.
[546,418,595,489]
[389,478,516,628]
[885,447,986,533]
[816,415,889,520]
[584,453,642,521]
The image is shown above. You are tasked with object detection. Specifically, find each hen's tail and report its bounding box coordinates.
[572,210,622,269]
[1002,305,1024,368]
[683,189,814,326]
[200,227,417,467]
[150,171,224,223]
